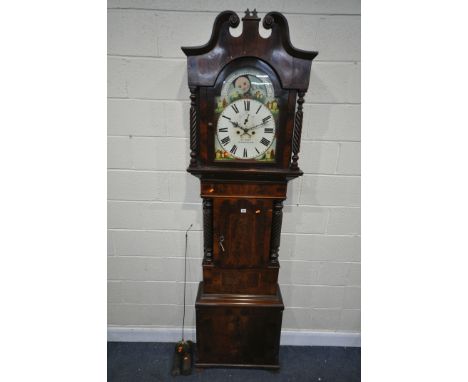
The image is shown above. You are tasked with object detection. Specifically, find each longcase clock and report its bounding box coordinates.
[181,9,318,369]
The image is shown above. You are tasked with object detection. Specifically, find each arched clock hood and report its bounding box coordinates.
[181,9,318,92]
[181,10,318,180]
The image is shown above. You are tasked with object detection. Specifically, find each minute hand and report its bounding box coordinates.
[246,121,270,131]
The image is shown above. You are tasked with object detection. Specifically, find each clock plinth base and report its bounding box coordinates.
[195,282,284,369]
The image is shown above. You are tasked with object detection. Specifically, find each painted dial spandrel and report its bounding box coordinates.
[214,67,279,162]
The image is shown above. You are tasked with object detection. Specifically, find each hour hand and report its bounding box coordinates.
[229,120,241,128]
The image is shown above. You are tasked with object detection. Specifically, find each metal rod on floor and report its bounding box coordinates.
[182,224,193,341]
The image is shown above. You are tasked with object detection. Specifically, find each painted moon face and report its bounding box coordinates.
[221,68,275,99]
[234,76,251,94]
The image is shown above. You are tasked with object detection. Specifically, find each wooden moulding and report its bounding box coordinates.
[201,180,287,199]
[195,282,283,307]
[202,264,279,295]
[188,165,304,181]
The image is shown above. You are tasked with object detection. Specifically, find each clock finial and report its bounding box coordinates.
[243,8,260,21]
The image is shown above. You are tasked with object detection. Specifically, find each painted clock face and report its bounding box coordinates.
[216,99,275,159]
[214,67,279,162]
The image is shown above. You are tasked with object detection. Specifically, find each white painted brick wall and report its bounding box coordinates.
[107,1,360,333]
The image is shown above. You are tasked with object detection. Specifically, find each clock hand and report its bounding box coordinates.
[240,126,252,137]
[243,114,250,125]
[246,120,269,131]
[229,120,251,135]
[230,120,252,137]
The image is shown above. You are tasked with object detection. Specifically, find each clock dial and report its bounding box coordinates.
[214,67,279,162]
[216,99,276,160]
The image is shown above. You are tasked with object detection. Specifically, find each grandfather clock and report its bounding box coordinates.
[182,9,317,369]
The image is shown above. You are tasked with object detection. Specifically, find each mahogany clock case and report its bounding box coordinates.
[182,9,317,369]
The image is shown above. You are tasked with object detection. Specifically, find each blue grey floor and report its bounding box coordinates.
[108,342,360,381]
